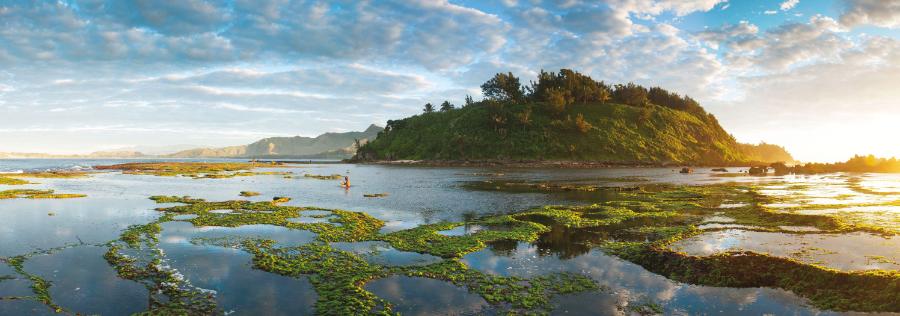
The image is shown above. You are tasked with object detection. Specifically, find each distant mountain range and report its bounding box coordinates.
[167,124,384,158]
[0,125,384,159]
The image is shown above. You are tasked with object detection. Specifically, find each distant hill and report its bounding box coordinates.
[242,124,383,157]
[359,69,791,165]
[166,124,383,158]
[738,142,795,164]
[164,145,248,158]
[0,125,383,159]
[0,151,145,159]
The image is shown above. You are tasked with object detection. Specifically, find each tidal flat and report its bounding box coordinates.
[1,160,898,315]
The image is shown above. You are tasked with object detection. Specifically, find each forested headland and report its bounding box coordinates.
[357,69,793,166]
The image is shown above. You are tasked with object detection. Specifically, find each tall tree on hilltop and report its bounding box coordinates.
[481,72,525,103]
[440,100,455,111]
[528,69,611,105]
[423,102,435,113]
[612,83,649,107]
[546,87,567,116]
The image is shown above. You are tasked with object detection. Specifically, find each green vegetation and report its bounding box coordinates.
[148,196,382,242]
[0,171,89,179]
[360,69,791,165]
[94,162,290,178]
[105,232,219,314]
[272,196,292,204]
[136,196,600,314]
[464,179,641,193]
[0,243,110,314]
[304,173,343,180]
[0,189,86,199]
[4,256,62,313]
[0,177,31,185]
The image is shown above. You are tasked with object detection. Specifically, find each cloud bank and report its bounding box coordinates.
[0,0,898,161]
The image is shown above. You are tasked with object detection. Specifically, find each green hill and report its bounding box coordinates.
[164,124,383,159]
[359,69,790,165]
[244,124,383,157]
[738,142,796,164]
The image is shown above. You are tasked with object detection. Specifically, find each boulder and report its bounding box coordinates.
[748,166,768,175]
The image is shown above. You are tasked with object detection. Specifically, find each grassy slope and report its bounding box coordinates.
[366,102,749,164]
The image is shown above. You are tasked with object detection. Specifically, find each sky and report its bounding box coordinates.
[0,0,898,162]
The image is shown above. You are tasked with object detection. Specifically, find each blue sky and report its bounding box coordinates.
[0,0,898,161]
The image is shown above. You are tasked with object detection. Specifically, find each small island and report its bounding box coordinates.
[357,69,792,166]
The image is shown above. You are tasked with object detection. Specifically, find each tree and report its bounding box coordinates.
[612,83,649,107]
[439,100,455,112]
[574,113,592,133]
[481,72,524,103]
[423,103,435,113]
[647,86,708,117]
[464,95,475,107]
[638,107,653,123]
[597,86,611,104]
[515,107,532,131]
[546,87,567,115]
[528,69,610,105]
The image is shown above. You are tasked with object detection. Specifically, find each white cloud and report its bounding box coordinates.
[780,0,799,11]
[839,0,900,28]
[714,35,900,161]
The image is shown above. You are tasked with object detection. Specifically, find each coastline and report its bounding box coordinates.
[353,159,755,169]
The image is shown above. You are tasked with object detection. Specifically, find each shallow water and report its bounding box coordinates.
[670,230,900,271]
[330,241,443,266]
[160,221,318,248]
[161,236,318,315]
[364,276,489,315]
[23,246,148,315]
[463,242,835,315]
[287,210,338,225]
[1,159,899,314]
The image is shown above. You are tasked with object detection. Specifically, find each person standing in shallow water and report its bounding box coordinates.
[341,176,350,188]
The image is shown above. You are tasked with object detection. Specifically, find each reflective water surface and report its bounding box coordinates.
[2,159,899,314]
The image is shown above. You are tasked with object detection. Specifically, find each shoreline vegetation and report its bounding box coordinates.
[354,154,900,174]
[361,159,765,169]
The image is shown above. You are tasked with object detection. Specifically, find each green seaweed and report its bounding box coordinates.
[304,174,344,180]
[0,177,31,185]
[0,189,86,199]
[94,162,290,179]
[2,256,62,313]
